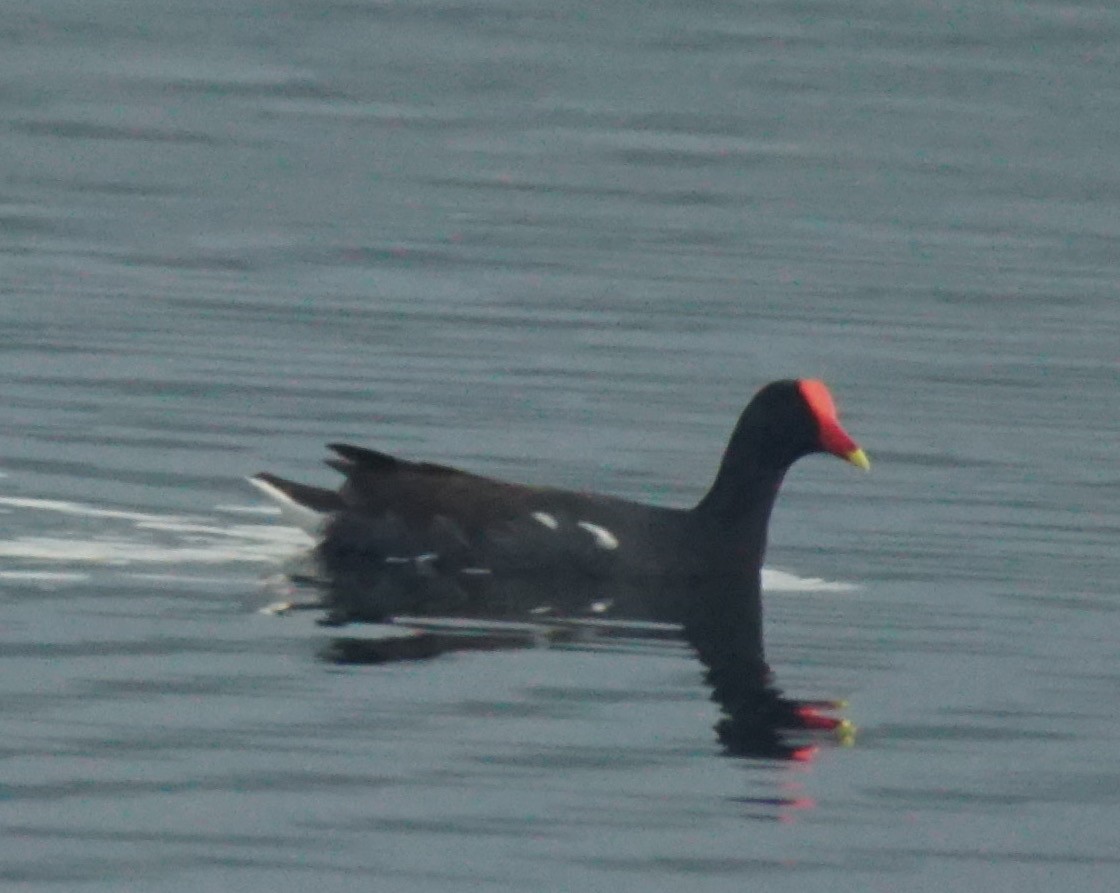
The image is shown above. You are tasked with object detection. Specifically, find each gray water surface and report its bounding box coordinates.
[3,1,1119,890]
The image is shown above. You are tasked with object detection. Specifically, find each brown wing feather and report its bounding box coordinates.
[329,444,542,534]
[327,443,401,471]
[329,443,475,478]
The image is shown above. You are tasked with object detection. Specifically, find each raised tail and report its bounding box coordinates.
[248,473,343,534]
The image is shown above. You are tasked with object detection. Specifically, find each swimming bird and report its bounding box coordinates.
[250,378,868,637]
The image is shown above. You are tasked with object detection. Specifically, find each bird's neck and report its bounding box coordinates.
[695,446,788,567]
[688,435,791,676]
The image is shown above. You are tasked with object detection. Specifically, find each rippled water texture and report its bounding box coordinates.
[3,1,1119,890]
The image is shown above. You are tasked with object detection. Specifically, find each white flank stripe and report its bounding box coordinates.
[576,521,619,550]
[530,511,560,530]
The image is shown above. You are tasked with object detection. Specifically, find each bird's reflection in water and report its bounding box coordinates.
[286,575,853,762]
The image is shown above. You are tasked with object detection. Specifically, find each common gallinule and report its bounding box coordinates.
[253,378,868,758]
[251,378,868,627]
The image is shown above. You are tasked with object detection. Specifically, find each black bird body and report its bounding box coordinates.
[258,448,699,624]
[251,379,867,628]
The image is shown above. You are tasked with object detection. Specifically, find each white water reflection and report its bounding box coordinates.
[0,490,854,594]
[0,493,307,576]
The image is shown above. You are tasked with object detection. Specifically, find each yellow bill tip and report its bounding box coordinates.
[845,448,871,471]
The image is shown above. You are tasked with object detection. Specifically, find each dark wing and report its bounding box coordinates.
[327,442,460,476]
[327,442,545,533]
[308,444,631,622]
[253,444,666,624]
